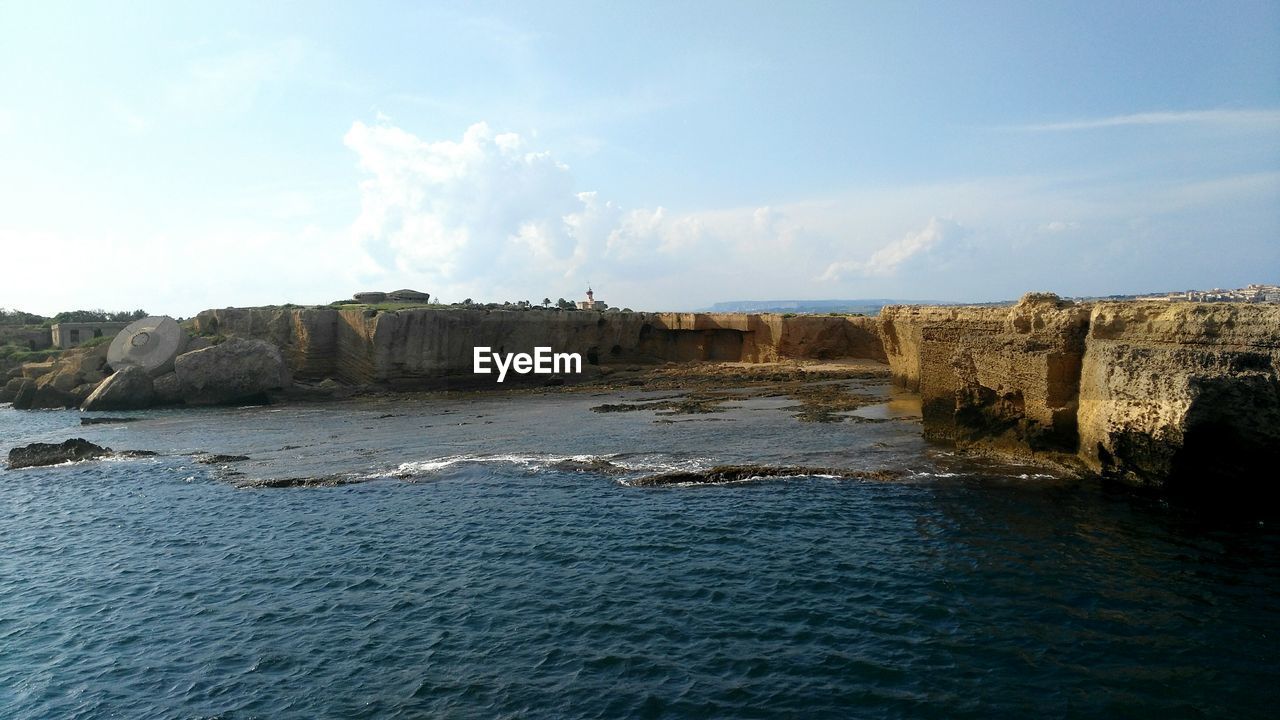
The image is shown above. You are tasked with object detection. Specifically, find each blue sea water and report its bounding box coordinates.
[1,382,1277,718]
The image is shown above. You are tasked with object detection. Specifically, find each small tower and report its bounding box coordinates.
[576,286,606,311]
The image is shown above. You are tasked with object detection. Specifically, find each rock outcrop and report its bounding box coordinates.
[881,295,1089,455]
[81,365,155,411]
[9,344,111,409]
[1077,302,1280,490]
[7,439,112,469]
[174,338,290,405]
[0,377,28,404]
[881,294,1280,491]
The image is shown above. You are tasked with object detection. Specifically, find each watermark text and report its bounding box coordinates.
[473,346,583,382]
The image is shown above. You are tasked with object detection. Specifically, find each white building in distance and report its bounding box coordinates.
[576,287,607,311]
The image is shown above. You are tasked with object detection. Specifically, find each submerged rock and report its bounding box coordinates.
[236,474,361,489]
[174,338,290,406]
[80,416,141,425]
[7,439,112,469]
[630,464,903,487]
[81,366,155,411]
[194,453,250,464]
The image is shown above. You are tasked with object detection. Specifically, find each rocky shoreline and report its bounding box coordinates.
[3,295,1277,494]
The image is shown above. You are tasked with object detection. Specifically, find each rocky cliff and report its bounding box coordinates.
[191,308,885,387]
[1077,302,1280,490]
[881,295,1280,490]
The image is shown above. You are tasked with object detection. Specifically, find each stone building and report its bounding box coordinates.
[576,287,607,311]
[50,321,129,349]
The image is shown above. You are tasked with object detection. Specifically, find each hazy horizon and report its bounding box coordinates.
[2,1,1278,317]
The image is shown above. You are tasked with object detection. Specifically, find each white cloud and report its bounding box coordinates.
[344,120,604,297]
[1011,108,1280,132]
[338,119,1280,309]
[821,217,964,280]
[1039,220,1078,233]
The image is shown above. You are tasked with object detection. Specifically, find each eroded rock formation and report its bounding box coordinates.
[881,295,1089,456]
[881,294,1280,490]
[1077,302,1280,490]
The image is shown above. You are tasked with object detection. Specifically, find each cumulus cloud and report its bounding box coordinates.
[821,217,964,281]
[338,119,1278,309]
[345,120,598,290]
[342,119,808,302]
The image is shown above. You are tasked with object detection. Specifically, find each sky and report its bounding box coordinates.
[1,0,1278,316]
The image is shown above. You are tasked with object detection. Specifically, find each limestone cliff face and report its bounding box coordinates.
[883,295,1280,490]
[191,308,885,387]
[881,296,1089,455]
[1077,302,1280,489]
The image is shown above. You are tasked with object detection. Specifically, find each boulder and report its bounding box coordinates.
[152,372,183,405]
[174,338,290,405]
[7,439,111,469]
[81,366,156,411]
[20,361,57,379]
[15,375,78,410]
[0,377,27,403]
[9,378,35,408]
[9,345,113,409]
[182,335,213,353]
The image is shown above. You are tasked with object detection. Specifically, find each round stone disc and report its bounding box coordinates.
[107,316,183,376]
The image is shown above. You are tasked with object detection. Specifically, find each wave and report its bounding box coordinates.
[233,453,905,489]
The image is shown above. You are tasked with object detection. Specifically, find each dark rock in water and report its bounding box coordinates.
[547,457,628,475]
[80,417,141,425]
[81,366,155,411]
[0,377,29,403]
[237,474,360,488]
[7,439,112,469]
[194,454,250,464]
[9,378,36,408]
[116,450,159,458]
[630,464,903,487]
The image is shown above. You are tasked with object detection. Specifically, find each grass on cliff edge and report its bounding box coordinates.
[331,302,437,313]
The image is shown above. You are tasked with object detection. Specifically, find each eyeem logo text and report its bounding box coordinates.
[473,347,583,382]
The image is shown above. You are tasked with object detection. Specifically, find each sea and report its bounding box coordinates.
[2,377,1277,719]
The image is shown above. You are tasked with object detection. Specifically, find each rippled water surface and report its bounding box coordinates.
[2,382,1278,718]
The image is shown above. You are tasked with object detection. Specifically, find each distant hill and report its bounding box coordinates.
[700,299,920,316]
